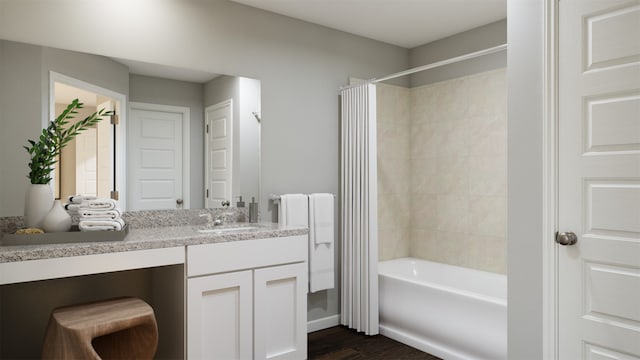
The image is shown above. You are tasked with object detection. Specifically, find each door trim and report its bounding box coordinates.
[128,102,191,209]
[542,0,559,359]
[49,71,127,209]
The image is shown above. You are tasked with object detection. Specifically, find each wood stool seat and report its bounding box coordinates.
[42,297,158,360]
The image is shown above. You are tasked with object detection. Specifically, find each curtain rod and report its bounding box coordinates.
[340,43,507,91]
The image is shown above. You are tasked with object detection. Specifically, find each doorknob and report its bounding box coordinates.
[176,198,184,205]
[556,232,578,246]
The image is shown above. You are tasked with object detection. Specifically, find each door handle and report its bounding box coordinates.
[556,231,577,246]
[176,198,184,205]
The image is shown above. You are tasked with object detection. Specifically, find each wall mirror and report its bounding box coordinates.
[0,39,261,215]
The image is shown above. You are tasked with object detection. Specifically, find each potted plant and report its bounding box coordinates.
[23,99,112,228]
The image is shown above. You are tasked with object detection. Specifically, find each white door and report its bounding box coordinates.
[559,1,640,358]
[205,100,233,208]
[254,263,307,360]
[187,271,253,360]
[75,126,97,197]
[129,104,184,210]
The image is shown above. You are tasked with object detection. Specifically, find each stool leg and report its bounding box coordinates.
[92,322,158,360]
[42,318,101,360]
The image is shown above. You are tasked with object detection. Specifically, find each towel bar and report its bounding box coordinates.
[270,193,336,204]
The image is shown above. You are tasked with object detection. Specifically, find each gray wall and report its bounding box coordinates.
[508,0,546,359]
[408,19,507,87]
[0,0,409,323]
[0,41,42,217]
[0,39,129,217]
[129,74,205,208]
[237,77,261,204]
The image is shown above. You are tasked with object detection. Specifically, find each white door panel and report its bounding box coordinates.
[205,101,232,208]
[129,105,184,210]
[559,0,640,358]
[75,127,97,197]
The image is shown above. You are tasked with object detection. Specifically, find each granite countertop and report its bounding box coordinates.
[0,223,309,263]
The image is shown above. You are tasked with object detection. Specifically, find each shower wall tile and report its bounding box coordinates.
[379,227,411,261]
[436,194,470,233]
[410,122,438,159]
[410,228,440,261]
[466,70,507,117]
[378,156,411,195]
[410,85,438,123]
[435,155,469,195]
[377,83,411,261]
[409,68,507,274]
[410,193,438,229]
[469,195,506,237]
[378,123,410,160]
[410,159,438,194]
[435,120,469,156]
[468,156,507,196]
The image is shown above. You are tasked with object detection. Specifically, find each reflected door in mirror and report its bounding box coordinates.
[129,103,186,210]
[205,100,233,208]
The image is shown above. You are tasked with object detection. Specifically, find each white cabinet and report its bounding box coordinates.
[186,235,308,360]
[254,263,307,360]
[187,270,253,360]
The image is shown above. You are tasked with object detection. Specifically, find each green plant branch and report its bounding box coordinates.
[24,99,114,184]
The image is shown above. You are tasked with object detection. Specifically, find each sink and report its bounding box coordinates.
[198,226,259,234]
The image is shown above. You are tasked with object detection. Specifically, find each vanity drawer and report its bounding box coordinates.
[186,235,307,277]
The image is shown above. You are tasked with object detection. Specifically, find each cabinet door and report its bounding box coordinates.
[187,270,253,360]
[254,263,308,360]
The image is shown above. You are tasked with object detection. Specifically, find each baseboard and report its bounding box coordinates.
[307,314,341,333]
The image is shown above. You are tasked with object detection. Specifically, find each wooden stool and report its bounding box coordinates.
[42,297,158,360]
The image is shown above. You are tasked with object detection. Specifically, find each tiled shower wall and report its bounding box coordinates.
[377,68,507,274]
[377,84,411,261]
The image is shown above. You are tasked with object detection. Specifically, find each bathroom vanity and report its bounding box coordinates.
[0,223,309,359]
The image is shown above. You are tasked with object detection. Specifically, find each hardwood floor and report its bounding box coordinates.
[308,326,441,360]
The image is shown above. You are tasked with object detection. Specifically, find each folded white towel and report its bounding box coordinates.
[308,193,335,293]
[68,195,97,204]
[78,218,125,231]
[64,203,81,214]
[80,199,118,211]
[79,209,122,221]
[278,194,309,227]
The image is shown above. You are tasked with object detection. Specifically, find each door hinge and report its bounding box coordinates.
[110,190,119,200]
[206,189,209,198]
[110,114,120,125]
[206,124,209,133]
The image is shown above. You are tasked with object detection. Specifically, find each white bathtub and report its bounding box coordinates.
[378,258,507,360]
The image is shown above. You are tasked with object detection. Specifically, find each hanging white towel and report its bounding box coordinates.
[309,193,335,293]
[278,194,309,227]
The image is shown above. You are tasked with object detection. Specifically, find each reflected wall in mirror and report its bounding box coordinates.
[0,39,261,216]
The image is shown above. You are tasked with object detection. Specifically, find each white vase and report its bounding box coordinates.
[24,184,54,228]
[42,200,72,233]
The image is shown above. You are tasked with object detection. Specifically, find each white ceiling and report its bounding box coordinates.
[230,0,507,48]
